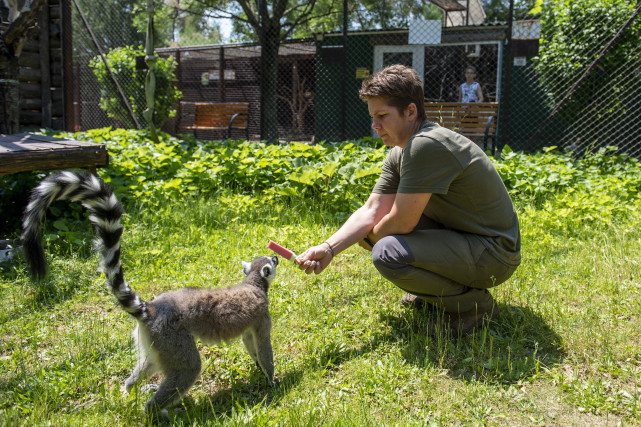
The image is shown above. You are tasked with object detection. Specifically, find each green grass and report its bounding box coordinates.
[1,192,641,426]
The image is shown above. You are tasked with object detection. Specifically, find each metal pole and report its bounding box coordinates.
[498,0,514,156]
[144,0,159,143]
[341,0,348,141]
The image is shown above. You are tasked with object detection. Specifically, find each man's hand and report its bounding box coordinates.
[295,244,333,274]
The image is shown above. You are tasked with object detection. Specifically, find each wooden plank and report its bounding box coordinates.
[18,51,40,68]
[425,101,498,143]
[185,102,250,130]
[0,134,108,175]
[0,147,108,175]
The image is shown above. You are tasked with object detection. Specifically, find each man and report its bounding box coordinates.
[296,65,520,335]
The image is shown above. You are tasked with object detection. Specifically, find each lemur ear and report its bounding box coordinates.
[261,265,272,278]
[242,261,251,275]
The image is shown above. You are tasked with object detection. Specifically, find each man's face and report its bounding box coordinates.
[367,96,417,148]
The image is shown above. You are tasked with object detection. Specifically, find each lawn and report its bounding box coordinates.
[1,132,640,425]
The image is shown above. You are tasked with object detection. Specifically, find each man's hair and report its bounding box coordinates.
[359,64,425,120]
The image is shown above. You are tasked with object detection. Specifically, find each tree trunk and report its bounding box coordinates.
[259,24,280,144]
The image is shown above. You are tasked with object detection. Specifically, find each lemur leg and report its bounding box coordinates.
[253,316,274,384]
[242,331,258,363]
[125,356,158,392]
[145,366,201,413]
[145,332,201,412]
[125,325,158,392]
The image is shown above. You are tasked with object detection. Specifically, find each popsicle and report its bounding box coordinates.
[267,240,320,269]
[267,240,296,261]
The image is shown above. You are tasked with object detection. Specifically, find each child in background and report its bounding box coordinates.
[458,66,484,103]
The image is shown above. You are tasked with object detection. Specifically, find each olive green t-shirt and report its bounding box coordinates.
[373,121,521,266]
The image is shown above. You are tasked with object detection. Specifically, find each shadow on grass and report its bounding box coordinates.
[0,269,90,325]
[166,369,304,423]
[380,302,565,385]
[290,302,564,387]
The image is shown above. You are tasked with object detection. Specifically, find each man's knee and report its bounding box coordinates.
[372,236,413,279]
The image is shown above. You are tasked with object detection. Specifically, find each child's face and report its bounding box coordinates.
[465,69,476,79]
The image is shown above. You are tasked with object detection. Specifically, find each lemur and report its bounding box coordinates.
[21,171,278,415]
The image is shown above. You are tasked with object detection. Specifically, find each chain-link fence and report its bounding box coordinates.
[64,0,641,155]
[506,3,641,155]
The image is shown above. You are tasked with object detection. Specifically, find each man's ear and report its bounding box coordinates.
[406,103,418,119]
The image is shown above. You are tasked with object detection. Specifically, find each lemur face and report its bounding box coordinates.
[242,256,278,282]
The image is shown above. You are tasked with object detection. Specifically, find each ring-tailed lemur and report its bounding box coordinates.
[21,171,278,415]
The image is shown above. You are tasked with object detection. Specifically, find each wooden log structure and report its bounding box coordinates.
[0,133,108,176]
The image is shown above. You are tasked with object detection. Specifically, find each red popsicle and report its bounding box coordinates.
[267,240,296,261]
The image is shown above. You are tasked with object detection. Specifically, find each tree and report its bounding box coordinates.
[168,0,340,142]
[90,46,182,129]
[0,0,48,134]
[169,0,446,141]
[231,0,442,39]
[534,0,641,147]
[482,0,539,22]
[140,0,223,46]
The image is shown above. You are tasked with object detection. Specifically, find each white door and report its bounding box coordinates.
[373,46,424,83]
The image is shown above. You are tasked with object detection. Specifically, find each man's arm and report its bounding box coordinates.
[368,192,432,243]
[296,192,395,274]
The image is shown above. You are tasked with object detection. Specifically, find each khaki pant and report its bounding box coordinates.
[371,217,518,313]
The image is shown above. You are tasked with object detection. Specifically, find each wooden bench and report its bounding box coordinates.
[180,102,250,140]
[0,133,108,176]
[424,102,499,153]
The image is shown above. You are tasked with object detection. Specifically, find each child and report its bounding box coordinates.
[458,66,484,103]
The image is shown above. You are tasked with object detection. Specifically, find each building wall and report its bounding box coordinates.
[17,0,66,130]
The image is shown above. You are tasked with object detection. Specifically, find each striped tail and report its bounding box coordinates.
[21,171,147,319]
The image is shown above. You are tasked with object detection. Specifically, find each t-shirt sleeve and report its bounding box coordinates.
[398,136,462,194]
[372,147,401,194]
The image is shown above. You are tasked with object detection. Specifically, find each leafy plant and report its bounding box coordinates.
[89,46,182,129]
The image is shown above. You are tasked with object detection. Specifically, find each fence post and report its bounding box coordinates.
[498,0,515,156]
[341,0,348,141]
[219,46,225,102]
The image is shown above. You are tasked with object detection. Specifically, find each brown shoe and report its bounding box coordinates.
[401,293,425,309]
[446,302,499,336]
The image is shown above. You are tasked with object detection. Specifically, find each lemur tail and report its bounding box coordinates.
[21,171,147,319]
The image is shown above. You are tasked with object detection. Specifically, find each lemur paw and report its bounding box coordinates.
[141,384,159,393]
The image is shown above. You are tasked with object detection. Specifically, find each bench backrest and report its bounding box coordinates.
[424,102,498,136]
[189,102,250,128]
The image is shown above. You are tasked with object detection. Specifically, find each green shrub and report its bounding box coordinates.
[23,128,641,236]
[90,46,182,129]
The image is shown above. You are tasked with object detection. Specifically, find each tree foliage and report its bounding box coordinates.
[533,0,641,148]
[482,0,539,22]
[136,0,223,46]
[535,0,640,108]
[90,46,182,129]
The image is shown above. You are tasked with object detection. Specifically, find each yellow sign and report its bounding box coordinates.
[355,68,370,79]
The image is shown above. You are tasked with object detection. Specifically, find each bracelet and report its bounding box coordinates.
[363,237,374,248]
[322,241,335,257]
